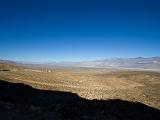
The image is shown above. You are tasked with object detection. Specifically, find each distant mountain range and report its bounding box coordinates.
[78,57,160,68]
[1,57,160,71]
[47,57,160,70]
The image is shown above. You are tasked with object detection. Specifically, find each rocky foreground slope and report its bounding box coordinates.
[0,62,160,120]
[0,80,160,120]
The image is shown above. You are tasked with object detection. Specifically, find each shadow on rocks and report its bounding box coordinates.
[0,80,159,120]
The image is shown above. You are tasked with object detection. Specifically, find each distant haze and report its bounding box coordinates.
[1,57,160,71]
[44,57,160,70]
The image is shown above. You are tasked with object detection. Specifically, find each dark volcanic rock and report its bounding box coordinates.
[0,80,160,120]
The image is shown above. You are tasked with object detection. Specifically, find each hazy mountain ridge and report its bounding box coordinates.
[1,57,160,70]
[50,57,160,70]
[75,57,160,69]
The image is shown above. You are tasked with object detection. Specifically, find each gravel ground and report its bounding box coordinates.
[0,63,160,119]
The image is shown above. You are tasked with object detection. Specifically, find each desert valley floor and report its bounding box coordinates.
[0,63,160,120]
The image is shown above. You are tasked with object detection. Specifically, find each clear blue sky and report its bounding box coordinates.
[0,0,160,62]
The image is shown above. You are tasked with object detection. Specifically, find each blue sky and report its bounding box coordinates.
[0,0,160,62]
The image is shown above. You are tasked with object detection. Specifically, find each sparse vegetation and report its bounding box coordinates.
[0,63,160,119]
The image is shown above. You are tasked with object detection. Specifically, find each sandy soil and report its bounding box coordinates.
[0,63,160,109]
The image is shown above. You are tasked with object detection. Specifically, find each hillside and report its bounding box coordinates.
[0,62,160,119]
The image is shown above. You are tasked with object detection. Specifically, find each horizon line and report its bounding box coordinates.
[0,56,160,64]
